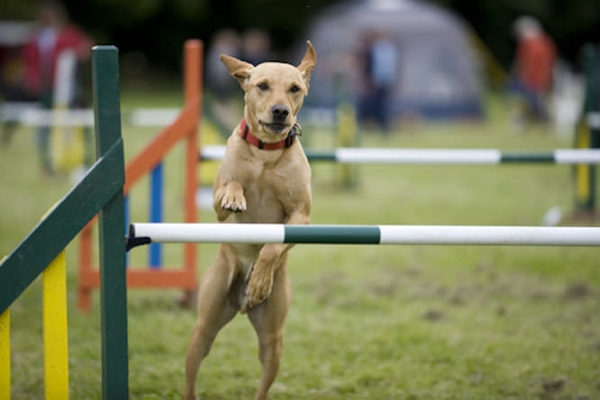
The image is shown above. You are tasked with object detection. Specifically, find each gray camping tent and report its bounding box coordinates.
[300,0,484,120]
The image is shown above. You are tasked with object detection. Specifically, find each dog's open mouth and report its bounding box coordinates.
[259,120,289,134]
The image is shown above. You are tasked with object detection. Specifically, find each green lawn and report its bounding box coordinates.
[1,93,599,399]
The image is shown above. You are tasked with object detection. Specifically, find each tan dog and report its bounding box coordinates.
[183,41,316,400]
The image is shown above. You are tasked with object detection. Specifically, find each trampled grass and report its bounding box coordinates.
[1,93,599,399]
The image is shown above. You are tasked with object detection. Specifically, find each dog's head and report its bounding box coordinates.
[220,40,316,141]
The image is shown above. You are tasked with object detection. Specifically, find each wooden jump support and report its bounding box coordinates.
[77,39,203,312]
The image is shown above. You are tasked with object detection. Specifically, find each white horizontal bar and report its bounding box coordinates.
[130,223,600,246]
[200,147,600,164]
[201,145,227,161]
[335,148,503,164]
[131,223,285,244]
[555,149,600,164]
[3,106,183,127]
[128,108,180,126]
[0,101,41,122]
[379,225,600,246]
[20,109,95,127]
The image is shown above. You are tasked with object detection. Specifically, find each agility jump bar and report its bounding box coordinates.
[200,146,600,165]
[128,223,600,249]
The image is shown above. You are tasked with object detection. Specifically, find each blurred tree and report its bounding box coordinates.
[434,0,600,69]
[1,0,598,74]
[0,0,40,19]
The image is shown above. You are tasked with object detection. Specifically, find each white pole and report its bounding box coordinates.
[335,148,503,164]
[130,223,600,247]
[554,149,600,164]
[20,109,95,127]
[199,146,600,165]
[201,145,227,161]
[131,223,286,244]
[378,225,600,246]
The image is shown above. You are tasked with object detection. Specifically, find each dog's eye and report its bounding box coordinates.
[290,85,301,93]
[257,82,269,91]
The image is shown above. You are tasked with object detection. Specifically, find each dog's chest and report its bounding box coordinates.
[238,155,307,223]
[242,166,291,222]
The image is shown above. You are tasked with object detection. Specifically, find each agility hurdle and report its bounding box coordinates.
[201,145,600,165]
[0,45,128,399]
[128,223,600,248]
[77,39,203,312]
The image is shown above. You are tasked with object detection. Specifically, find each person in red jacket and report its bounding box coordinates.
[22,0,92,177]
[509,16,557,127]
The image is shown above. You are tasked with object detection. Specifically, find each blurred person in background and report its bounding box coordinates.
[206,28,273,134]
[240,28,273,65]
[205,28,242,132]
[357,30,398,133]
[22,0,92,177]
[508,16,557,130]
[0,45,36,146]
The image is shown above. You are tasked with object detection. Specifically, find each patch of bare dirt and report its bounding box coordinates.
[562,283,593,300]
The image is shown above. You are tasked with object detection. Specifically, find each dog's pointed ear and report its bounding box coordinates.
[297,40,317,85]
[220,54,254,87]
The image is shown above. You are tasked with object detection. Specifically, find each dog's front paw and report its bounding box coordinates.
[240,268,273,313]
[221,194,246,212]
[220,182,247,212]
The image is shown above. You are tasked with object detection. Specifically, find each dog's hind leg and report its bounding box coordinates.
[247,265,292,400]
[183,248,238,400]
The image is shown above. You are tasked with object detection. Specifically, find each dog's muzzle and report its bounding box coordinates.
[262,105,290,133]
[271,105,290,121]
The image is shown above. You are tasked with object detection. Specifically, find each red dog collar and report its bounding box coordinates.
[239,118,301,150]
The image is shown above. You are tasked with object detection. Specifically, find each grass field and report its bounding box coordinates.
[1,91,599,399]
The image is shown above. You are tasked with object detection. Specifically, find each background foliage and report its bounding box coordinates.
[2,0,599,72]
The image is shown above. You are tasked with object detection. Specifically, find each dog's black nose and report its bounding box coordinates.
[271,105,290,120]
